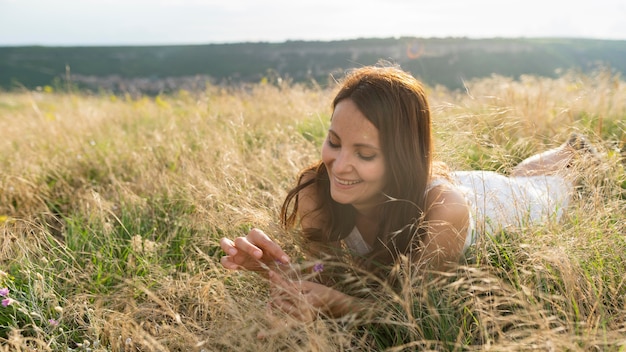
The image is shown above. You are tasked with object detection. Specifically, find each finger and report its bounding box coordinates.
[248,228,291,264]
[269,271,302,299]
[220,255,240,270]
[270,296,296,314]
[257,330,269,340]
[271,297,311,321]
[219,237,238,256]
[297,281,315,295]
[268,270,292,289]
[233,236,264,260]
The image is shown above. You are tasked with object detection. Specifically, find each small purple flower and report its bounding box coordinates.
[0,288,8,297]
[313,262,324,273]
[1,298,13,307]
[48,319,59,326]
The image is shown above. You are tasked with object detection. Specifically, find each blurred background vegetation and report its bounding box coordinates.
[2,37,625,94]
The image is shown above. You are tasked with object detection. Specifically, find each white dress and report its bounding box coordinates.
[344,171,573,255]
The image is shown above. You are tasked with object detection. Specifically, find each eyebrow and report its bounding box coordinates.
[328,129,381,150]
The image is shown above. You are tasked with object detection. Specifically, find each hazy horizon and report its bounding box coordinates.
[1,0,626,46]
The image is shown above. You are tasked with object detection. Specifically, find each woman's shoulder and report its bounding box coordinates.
[420,175,472,270]
[425,178,469,221]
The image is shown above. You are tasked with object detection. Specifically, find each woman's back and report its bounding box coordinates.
[451,171,572,236]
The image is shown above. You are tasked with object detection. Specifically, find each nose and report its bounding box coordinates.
[332,150,353,174]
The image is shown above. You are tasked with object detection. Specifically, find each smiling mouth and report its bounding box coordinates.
[334,177,362,186]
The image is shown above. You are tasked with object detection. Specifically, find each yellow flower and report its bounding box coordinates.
[155,95,170,109]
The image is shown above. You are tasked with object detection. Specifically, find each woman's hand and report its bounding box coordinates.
[267,270,356,322]
[220,228,291,273]
[256,271,332,339]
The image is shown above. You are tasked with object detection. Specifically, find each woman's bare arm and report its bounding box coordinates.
[420,183,470,271]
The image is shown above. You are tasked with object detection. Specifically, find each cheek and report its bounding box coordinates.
[362,162,386,184]
[321,143,332,164]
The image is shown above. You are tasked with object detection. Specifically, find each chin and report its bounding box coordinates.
[329,191,352,205]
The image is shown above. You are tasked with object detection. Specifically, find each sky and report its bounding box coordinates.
[1,0,626,46]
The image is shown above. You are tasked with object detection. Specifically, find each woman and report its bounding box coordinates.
[219,64,598,321]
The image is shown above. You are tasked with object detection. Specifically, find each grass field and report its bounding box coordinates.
[0,68,625,351]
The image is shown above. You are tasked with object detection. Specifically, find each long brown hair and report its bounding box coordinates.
[281,64,434,267]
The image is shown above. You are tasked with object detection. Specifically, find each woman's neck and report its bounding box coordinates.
[354,208,382,247]
[353,201,381,218]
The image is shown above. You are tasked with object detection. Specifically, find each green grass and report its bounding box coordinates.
[0,69,625,351]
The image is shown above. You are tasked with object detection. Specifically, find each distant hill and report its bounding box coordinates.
[1,37,625,94]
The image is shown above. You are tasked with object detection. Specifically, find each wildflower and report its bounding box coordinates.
[48,319,59,326]
[2,298,14,307]
[0,287,8,297]
[313,262,324,273]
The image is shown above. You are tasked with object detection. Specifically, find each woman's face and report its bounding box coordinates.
[322,98,387,214]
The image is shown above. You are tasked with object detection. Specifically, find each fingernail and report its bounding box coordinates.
[254,250,263,258]
[227,248,237,256]
[281,256,290,264]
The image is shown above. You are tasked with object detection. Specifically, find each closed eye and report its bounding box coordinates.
[327,138,340,148]
[358,153,376,161]
[326,131,340,148]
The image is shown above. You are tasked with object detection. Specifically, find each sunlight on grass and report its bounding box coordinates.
[0,69,624,350]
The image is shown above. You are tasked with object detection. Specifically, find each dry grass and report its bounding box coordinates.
[0,68,625,351]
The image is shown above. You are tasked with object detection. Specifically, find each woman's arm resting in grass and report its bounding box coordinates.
[267,270,369,321]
